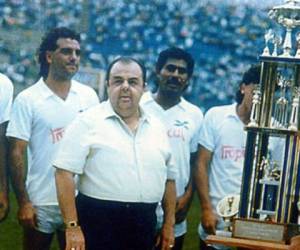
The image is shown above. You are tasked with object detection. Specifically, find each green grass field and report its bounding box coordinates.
[0,193,201,250]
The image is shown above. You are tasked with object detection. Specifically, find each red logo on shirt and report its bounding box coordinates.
[221,145,245,162]
[167,128,185,141]
[50,127,65,144]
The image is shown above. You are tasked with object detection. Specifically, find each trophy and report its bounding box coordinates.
[216,195,240,237]
[272,75,291,129]
[207,1,300,248]
[262,29,275,56]
[288,87,300,130]
[248,86,261,127]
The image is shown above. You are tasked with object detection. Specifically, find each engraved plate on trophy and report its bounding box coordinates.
[233,219,287,243]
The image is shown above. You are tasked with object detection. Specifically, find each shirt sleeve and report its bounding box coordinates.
[53,115,91,174]
[0,75,14,124]
[6,94,32,141]
[190,108,204,153]
[197,108,216,152]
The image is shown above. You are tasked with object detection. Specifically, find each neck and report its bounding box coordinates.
[44,75,71,100]
[236,103,251,125]
[119,109,140,132]
[154,91,181,110]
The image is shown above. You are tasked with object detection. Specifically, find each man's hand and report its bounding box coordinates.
[175,195,190,224]
[288,235,300,250]
[0,192,8,221]
[65,226,85,250]
[201,208,218,235]
[18,202,37,228]
[155,223,175,250]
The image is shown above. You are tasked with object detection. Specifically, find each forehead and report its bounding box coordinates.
[109,61,143,79]
[56,38,80,49]
[164,58,187,68]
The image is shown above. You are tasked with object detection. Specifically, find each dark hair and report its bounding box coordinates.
[156,47,194,78]
[37,27,81,78]
[105,56,147,83]
[235,64,261,104]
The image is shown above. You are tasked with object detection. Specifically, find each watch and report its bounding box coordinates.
[65,220,78,228]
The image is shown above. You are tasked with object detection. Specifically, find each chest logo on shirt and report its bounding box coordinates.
[167,120,189,141]
[221,145,245,162]
[50,127,65,144]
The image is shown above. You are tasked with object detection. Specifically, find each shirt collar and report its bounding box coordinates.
[36,77,78,99]
[102,100,150,123]
[142,91,186,111]
[225,103,240,120]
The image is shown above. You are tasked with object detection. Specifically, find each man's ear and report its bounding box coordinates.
[46,51,52,64]
[240,83,246,94]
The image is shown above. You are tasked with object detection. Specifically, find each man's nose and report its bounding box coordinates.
[121,80,130,89]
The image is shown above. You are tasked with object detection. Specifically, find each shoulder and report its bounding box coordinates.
[181,98,203,117]
[140,91,154,106]
[205,104,233,117]
[203,104,235,126]
[14,82,41,103]
[0,73,13,90]
[72,80,98,96]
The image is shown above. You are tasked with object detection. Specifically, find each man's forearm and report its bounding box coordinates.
[55,168,78,224]
[195,148,213,211]
[162,179,176,226]
[0,123,8,195]
[9,139,30,206]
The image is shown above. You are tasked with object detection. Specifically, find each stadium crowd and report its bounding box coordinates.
[0,0,279,110]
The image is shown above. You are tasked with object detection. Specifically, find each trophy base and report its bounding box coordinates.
[232,218,300,244]
[206,235,288,250]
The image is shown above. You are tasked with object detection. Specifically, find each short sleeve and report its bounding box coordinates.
[197,109,216,152]
[190,109,204,153]
[53,115,91,174]
[6,94,32,141]
[0,75,14,124]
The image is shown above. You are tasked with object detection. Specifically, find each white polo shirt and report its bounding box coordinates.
[140,92,203,236]
[198,103,245,248]
[199,103,245,212]
[6,78,99,206]
[53,100,176,203]
[0,73,14,124]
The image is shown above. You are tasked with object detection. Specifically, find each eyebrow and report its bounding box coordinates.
[112,76,140,80]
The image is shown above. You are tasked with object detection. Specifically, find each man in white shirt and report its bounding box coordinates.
[195,65,261,250]
[7,27,99,250]
[0,73,13,222]
[140,47,203,250]
[54,57,177,250]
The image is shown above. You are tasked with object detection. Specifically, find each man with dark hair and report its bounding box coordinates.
[7,27,99,250]
[194,65,261,250]
[0,73,13,222]
[54,57,177,250]
[141,47,203,250]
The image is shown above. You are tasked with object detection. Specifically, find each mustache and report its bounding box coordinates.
[166,76,182,85]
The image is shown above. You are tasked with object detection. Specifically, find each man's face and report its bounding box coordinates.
[107,61,144,117]
[46,38,81,80]
[157,58,189,97]
[240,83,256,113]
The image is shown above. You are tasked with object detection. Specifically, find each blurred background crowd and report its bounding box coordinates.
[0,0,283,110]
